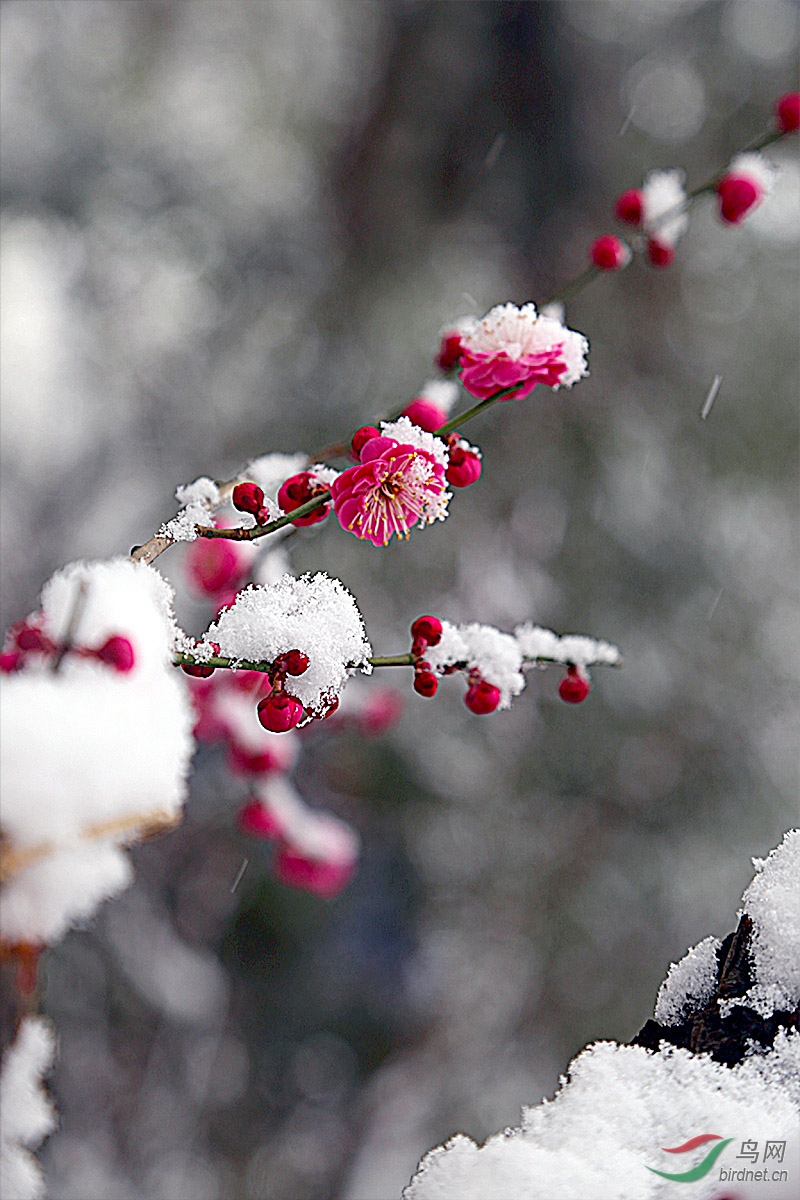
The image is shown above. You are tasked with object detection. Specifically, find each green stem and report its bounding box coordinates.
[174,650,621,673]
[544,264,600,308]
[541,124,791,307]
[198,492,331,541]
[435,386,520,437]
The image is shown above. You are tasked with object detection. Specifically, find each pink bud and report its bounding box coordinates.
[97,635,136,673]
[277,473,330,527]
[0,650,23,673]
[283,649,310,676]
[238,798,283,839]
[257,692,304,733]
[232,481,265,515]
[350,426,381,459]
[413,670,438,698]
[361,687,404,734]
[181,662,215,678]
[464,679,501,715]
[776,91,800,134]
[402,398,449,433]
[227,743,284,777]
[446,446,482,488]
[590,235,632,271]
[436,331,465,372]
[273,849,355,897]
[615,188,643,225]
[717,175,760,224]
[646,238,675,268]
[411,615,443,646]
[558,664,590,704]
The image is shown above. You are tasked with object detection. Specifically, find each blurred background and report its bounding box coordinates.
[1,1,798,1197]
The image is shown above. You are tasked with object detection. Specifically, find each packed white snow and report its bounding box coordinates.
[0,1018,57,1200]
[243,451,309,497]
[406,1033,800,1200]
[424,621,524,709]
[654,935,721,1026]
[158,475,220,542]
[514,622,621,668]
[736,829,800,1019]
[380,417,451,468]
[407,832,800,1200]
[205,573,372,710]
[0,558,194,943]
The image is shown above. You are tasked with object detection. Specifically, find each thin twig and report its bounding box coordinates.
[51,579,88,674]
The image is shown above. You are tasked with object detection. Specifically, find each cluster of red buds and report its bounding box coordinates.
[410,614,442,699]
[183,645,321,732]
[0,618,135,674]
[408,615,503,715]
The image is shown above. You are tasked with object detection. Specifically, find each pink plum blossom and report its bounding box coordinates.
[458,303,588,401]
[331,435,449,546]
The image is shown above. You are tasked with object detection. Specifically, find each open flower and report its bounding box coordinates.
[331,434,449,547]
[458,303,589,401]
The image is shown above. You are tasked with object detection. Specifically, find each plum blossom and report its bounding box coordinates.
[331,433,450,547]
[458,303,589,401]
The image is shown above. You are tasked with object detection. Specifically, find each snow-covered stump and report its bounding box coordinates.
[406,832,800,1200]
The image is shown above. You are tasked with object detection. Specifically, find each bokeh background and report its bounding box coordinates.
[1,2,798,1197]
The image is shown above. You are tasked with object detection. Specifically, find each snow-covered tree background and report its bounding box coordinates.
[1,2,798,1198]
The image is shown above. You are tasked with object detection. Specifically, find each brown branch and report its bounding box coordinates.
[0,809,179,885]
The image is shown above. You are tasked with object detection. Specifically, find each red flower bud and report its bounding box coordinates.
[558,665,590,704]
[776,91,800,134]
[96,635,136,673]
[646,238,675,268]
[411,615,443,646]
[283,649,310,676]
[615,188,643,225]
[14,624,54,654]
[402,399,448,433]
[182,662,215,678]
[185,539,244,597]
[436,331,465,372]
[350,426,381,459]
[277,473,330,527]
[446,446,482,488]
[232,481,265,515]
[590,235,632,271]
[257,692,304,733]
[717,175,760,224]
[464,679,501,715]
[413,670,438,698]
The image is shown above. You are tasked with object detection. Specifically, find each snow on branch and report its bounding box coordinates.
[406,831,800,1200]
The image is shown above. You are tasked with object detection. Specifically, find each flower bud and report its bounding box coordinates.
[590,235,632,271]
[558,664,590,704]
[232,481,265,515]
[464,679,501,715]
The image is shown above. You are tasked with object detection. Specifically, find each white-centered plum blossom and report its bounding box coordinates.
[459,302,589,401]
